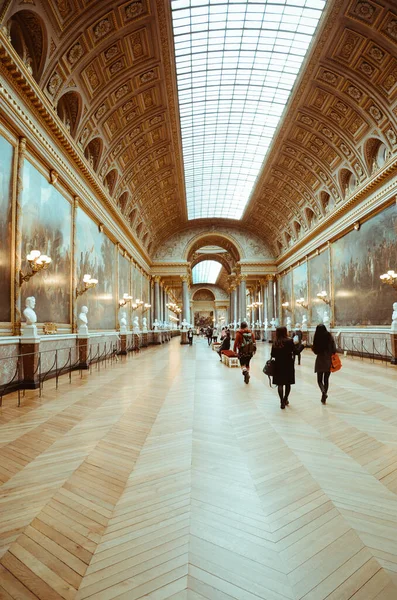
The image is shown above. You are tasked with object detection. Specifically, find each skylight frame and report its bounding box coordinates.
[192,260,223,284]
[171,0,326,220]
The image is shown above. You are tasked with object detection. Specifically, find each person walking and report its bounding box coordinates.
[212,326,218,343]
[271,326,295,409]
[312,324,336,404]
[293,323,304,366]
[217,329,231,361]
[233,321,256,384]
[206,326,213,346]
[187,328,194,346]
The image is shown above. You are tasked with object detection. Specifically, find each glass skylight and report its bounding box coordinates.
[171,0,326,219]
[192,260,222,284]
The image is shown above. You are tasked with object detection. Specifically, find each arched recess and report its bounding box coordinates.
[284,231,292,247]
[147,242,153,255]
[57,91,82,137]
[136,221,144,237]
[293,221,302,238]
[339,168,356,199]
[118,191,129,213]
[185,233,242,264]
[85,137,103,171]
[8,10,47,82]
[142,232,149,246]
[364,138,389,174]
[304,207,316,228]
[192,289,215,301]
[191,253,231,274]
[319,191,331,214]
[128,207,137,226]
[104,168,118,196]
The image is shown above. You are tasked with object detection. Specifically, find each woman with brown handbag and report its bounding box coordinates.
[312,324,337,404]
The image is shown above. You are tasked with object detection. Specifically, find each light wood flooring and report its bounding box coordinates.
[0,337,397,599]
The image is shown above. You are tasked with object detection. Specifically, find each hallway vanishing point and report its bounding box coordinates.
[0,338,397,599]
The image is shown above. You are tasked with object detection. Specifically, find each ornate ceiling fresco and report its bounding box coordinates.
[3,0,397,260]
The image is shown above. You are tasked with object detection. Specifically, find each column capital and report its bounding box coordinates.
[267,274,276,282]
[154,276,161,283]
[240,274,248,282]
[180,274,190,283]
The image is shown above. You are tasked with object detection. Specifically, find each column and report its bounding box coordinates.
[239,275,247,323]
[267,275,275,322]
[13,137,27,336]
[236,281,240,325]
[181,276,190,323]
[154,277,160,323]
[260,279,267,325]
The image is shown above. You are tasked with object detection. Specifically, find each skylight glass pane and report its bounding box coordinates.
[192,261,222,284]
[171,0,326,219]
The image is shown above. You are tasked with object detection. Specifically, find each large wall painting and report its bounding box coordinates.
[279,270,292,327]
[75,208,116,330]
[292,262,308,326]
[21,160,71,324]
[0,135,13,323]
[332,205,397,326]
[309,248,330,325]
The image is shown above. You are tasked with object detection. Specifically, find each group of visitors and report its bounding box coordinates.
[226,321,337,408]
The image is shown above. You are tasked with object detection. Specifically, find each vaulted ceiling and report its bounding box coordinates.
[4,0,397,259]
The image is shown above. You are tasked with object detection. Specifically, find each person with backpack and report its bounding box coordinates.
[233,321,256,384]
[312,324,337,404]
[271,326,295,409]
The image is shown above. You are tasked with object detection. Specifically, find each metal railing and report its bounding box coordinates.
[0,340,128,407]
[305,332,393,365]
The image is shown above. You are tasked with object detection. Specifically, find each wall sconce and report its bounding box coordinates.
[380,270,397,290]
[296,297,308,309]
[131,298,144,310]
[20,250,52,284]
[143,303,151,313]
[119,293,132,307]
[166,302,182,313]
[353,221,360,231]
[317,290,330,304]
[282,301,292,312]
[76,273,98,297]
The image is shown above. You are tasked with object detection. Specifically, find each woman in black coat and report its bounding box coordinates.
[312,324,336,404]
[217,330,231,361]
[271,327,295,409]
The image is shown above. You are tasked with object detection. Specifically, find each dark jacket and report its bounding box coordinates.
[271,338,295,385]
[233,329,256,355]
[312,336,336,373]
[218,336,231,353]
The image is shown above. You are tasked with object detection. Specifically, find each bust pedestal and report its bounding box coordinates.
[119,333,127,355]
[21,339,40,389]
[391,333,397,365]
[77,334,90,369]
[180,331,189,345]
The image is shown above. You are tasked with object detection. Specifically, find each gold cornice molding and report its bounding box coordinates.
[0,31,152,270]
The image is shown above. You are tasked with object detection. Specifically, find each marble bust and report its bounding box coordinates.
[392,302,397,333]
[78,305,89,335]
[301,315,308,332]
[133,316,140,332]
[142,317,148,332]
[264,318,268,329]
[270,317,276,330]
[153,319,160,330]
[119,310,127,334]
[181,319,189,330]
[23,296,38,338]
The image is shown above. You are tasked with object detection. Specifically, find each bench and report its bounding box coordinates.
[221,350,239,368]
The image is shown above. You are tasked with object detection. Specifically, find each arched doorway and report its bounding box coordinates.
[192,288,215,329]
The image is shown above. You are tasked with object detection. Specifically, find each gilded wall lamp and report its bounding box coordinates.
[131,298,144,310]
[119,293,132,307]
[380,270,397,290]
[281,301,292,312]
[76,273,98,297]
[20,250,52,284]
[143,303,152,313]
[317,290,331,304]
[296,297,308,309]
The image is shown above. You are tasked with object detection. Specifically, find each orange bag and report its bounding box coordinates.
[330,353,342,372]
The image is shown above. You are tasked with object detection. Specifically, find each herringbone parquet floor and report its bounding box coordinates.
[0,337,397,599]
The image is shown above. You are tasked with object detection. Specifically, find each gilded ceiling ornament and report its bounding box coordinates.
[131,33,144,59]
[369,46,384,62]
[340,143,351,156]
[383,68,397,92]
[359,61,374,76]
[303,156,313,167]
[319,70,337,85]
[369,104,382,121]
[321,127,333,139]
[86,65,99,89]
[56,0,70,17]
[346,85,362,101]
[126,111,138,122]
[49,169,59,184]
[79,127,89,145]
[354,163,364,177]
[122,100,134,112]
[140,70,155,84]
[386,128,397,145]
[105,45,118,61]
[285,146,296,155]
[335,100,348,113]
[385,19,397,41]
[93,18,111,40]
[125,1,145,20]
[115,84,128,99]
[47,72,62,96]
[110,60,123,75]
[329,111,342,123]
[67,42,83,65]
[95,104,106,120]
[353,1,375,21]
[300,115,313,125]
